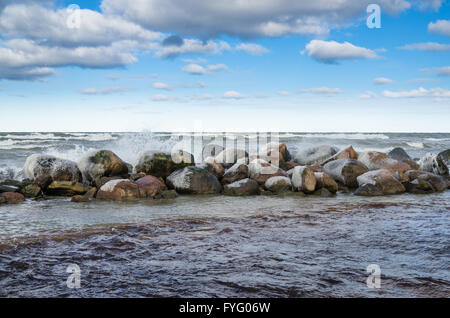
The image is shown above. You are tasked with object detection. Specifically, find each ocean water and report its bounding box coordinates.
[0,132,449,297]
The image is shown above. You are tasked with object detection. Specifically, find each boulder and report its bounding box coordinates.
[33,174,53,191]
[46,181,93,196]
[96,179,140,201]
[248,159,287,185]
[136,175,167,198]
[71,195,88,203]
[323,159,369,188]
[0,192,25,204]
[322,145,358,165]
[78,150,129,182]
[314,172,338,193]
[388,147,419,170]
[357,169,406,195]
[354,184,384,196]
[281,161,300,171]
[264,176,292,194]
[294,145,338,166]
[405,179,434,194]
[129,172,146,181]
[134,151,194,179]
[222,163,249,184]
[159,190,178,199]
[166,167,222,194]
[418,153,449,176]
[359,151,411,173]
[263,142,291,162]
[24,154,81,182]
[223,178,260,196]
[202,143,225,159]
[203,157,225,180]
[215,148,248,168]
[291,166,316,193]
[405,170,447,192]
[20,184,42,198]
[438,149,450,165]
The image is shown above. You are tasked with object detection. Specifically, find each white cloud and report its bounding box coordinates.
[101,0,411,38]
[428,20,450,37]
[154,39,231,58]
[152,82,173,90]
[359,91,378,99]
[188,93,214,100]
[207,64,228,72]
[222,91,247,99]
[277,91,290,96]
[182,58,207,64]
[302,40,378,63]
[181,63,228,75]
[383,87,450,98]
[373,77,394,85]
[151,94,170,101]
[79,87,134,95]
[421,66,450,76]
[398,42,450,51]
[235,43,269,55]
[298,87,343,96]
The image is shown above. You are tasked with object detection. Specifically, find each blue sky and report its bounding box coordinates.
[0,0,449,132]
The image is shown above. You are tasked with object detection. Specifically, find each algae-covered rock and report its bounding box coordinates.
[134,151,194,179]
[46,181,93,196]
[78,150,129,182]
[166,166,222,194]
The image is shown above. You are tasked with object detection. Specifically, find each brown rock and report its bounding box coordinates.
[223,178,260,196]
[291,166,316,193]
[314,172,339,193]
[357,169,406,195]
[323,159,369,188]
[359,151,411,173]
[46,181,93,196]
[248,159,287,185]
[0,192,25,204]
[96,179,140,201]
[71,195,88,202]
[322,145,358,165]
[136,175,167,198]
[222,163,249,184]
[203,157,225,180]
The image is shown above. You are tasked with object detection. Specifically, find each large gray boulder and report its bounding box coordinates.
[24,154,81,182]
[223,178,259,196]
[166,167,222,194]
[323,159,369,188]
[78,150,129,182]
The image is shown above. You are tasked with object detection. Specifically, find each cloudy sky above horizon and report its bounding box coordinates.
[0,0,449,132]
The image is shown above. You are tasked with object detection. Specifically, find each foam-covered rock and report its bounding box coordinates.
[264,176,292,193]
[136,175,167,198]
[223,178,259,196]
[134,151,194,179]
[291,166,316,193]
[323,159,369,188]
[222,162,248,184]
[78,150,129,182]
[248,159,287,185]
[314,172,338,193]
[96,179,139,201]
[46,181,93,196]
[294,145,338,166]
[359,151,411,173]
[418,153,449,176]
[357,169,405,195]
[24,154,81,182]
[166,167,222,194]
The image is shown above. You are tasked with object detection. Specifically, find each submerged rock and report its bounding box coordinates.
[134,151,194,179]
[159,190,178,199]
[248,159,287,185]
[354,184,384,196]
[78,150,129,182]
[419,153,449,176]
[46,181,93,196]
[291,166,316,193]
[166,167,222,194]
[323,159,369,188]
[223,178,259,196]
[136,175,167,198]
[294,145,338,166]
[314,172,338,193]
[357,169,406,195]
[264,176,292,194]
[0,192,25,204]
[96,179,140,201]
[24,154,81,182]
[359,151,411,173]
[222,162,249,184]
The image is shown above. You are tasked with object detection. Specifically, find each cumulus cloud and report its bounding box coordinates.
[383,87,450,98]
[398,42,450,51]
[181,63,228,75]
[222,91,247,99]
[298,87,343,96]
[235,43,269,55]
[302,40,378,63]
[152,82,173,90]
[101,0,411,38]
[78,87,134,95]
[154,39,231,58]
[373,77,394,85]
[428,20,450,37]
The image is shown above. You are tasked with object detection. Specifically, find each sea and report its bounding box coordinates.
[0,132,449,297]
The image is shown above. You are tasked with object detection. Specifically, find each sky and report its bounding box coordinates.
[0,0,449,132]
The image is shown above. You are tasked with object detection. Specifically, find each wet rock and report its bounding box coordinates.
[24,154,81,182]
[222,162,248,184]
[438,149,449,165]
[215,148,248,168]
[129,172,146,181]
[291,166,316,193]
[357,169,406,195]
[405,170,447,192]
[46,181,93,196]
[134,151,194,179]
[248,159,287,185]
[405,179,435,194]
[322,145,358,165]
[0,192,25,204]
[313,188,335,197]
[419,153,449,176]
[93,176,124,189]
[78,150,129,182]
[281,161,300,171]
[33,174,53,191]
[0,185,19,193]
[166,167,222,194]
[223,178,260,196]
[136,175,167,198]
[314,172,339,193]
[160,190,178,199]
[389,147,420,170]
[96,179,140,201]
[354,184,384,196]
[71,195,88,203]
[20,184,42,198]
[264,176,292,194]
[0,179,22,187]
[323,159,369,188]
[359,151,411,173]
[203,157,225,180]
[294,145,338,166]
